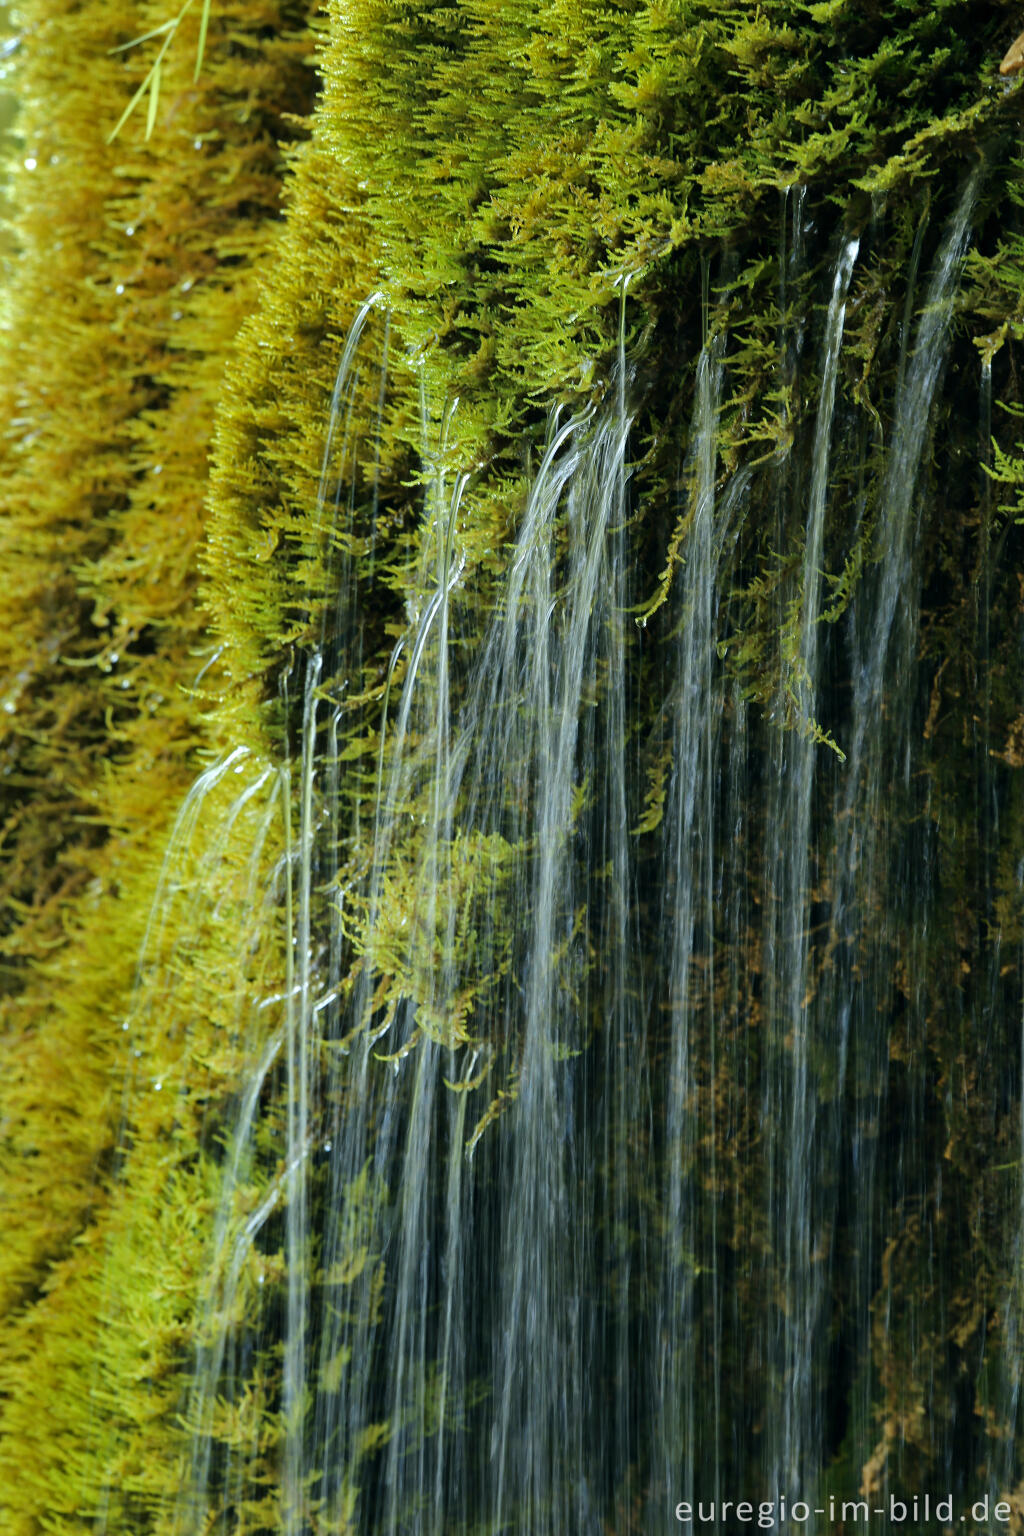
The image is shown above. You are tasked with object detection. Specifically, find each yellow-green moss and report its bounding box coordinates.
[2,0,1024,1529]
[0,1,314,1526]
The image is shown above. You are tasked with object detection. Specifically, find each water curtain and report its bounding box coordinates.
[120,176,1022,1534]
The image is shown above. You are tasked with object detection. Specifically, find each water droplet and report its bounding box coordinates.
[23,156,36,170]
[323,1140,333,1152]
[152,464,163,476]
[2,700,15,715]
[153,1080,162,1092]
[121,1020,130,1032]
[171,309,183,321]
[125,225,135,237]
[115,284,125,295]
[181,278,194,293]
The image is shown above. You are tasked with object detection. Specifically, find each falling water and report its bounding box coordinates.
[103,166,1024,1536]
[827,179,979,1507]
[769,230,859,1503]
[658,332,727,1511]
[848,174,978,780]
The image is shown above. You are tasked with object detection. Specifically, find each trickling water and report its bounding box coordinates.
[105,170,1024,1536]
[658,334,726,1512]
[769,231,859,1504]
[852,175,978,764]
[823,174,981,1508]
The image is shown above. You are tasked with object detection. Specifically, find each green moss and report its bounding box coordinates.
[1,0,1024,1528]
[0,1,315,1526]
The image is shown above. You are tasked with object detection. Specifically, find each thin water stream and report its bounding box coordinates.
[108,174,1024,1536]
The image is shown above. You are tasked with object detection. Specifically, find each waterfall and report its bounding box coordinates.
[11,1,1024,1530]
[88,171,1024,1536]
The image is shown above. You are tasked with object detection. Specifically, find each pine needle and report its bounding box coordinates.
[195,0,211,83]
[107,0,213,143]
[109,19,176,55]
[146,60,161,140]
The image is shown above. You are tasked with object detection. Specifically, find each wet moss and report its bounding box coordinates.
[1,0,1023,1529]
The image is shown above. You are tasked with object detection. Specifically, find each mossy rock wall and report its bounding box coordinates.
[0,2,1023,1532]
